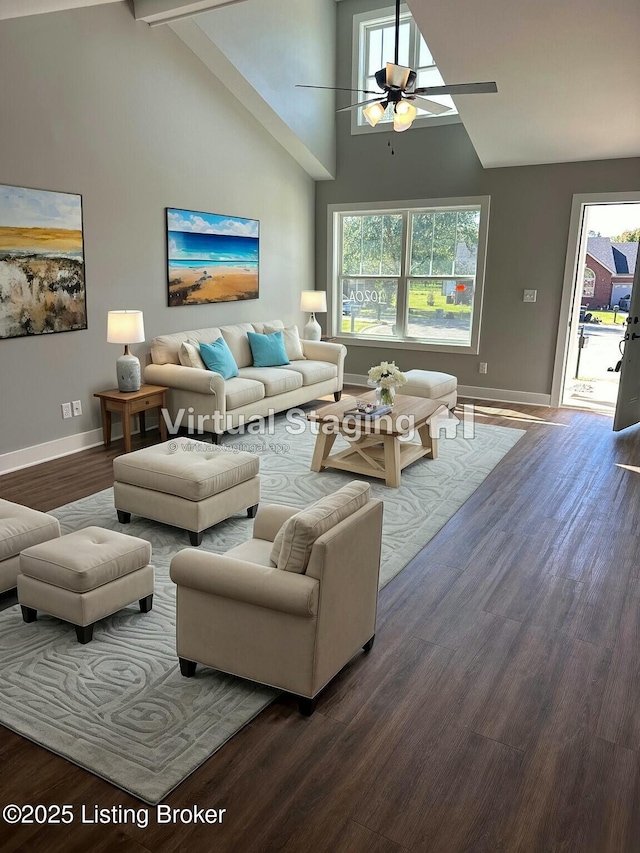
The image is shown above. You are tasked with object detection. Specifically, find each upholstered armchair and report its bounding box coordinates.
[170,481,383,714]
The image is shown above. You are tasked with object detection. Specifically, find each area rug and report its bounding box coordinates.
[0,415,523,804]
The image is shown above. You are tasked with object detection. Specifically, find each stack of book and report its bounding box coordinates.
[343,404,392,419]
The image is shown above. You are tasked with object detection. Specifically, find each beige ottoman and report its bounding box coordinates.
[399,369,457,409]
[0,499,60,594]
[113,437,260,546]
[18,526,153,644]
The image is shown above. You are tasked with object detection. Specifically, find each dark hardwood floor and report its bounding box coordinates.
[1,399,639,852]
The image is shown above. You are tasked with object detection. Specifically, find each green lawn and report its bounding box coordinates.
[585,310,628,326]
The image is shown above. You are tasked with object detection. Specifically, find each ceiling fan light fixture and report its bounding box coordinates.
[393,114,412,132]
[363,101,386,127]
[395,100,417,120]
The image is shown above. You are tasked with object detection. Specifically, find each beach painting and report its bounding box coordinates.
[0,184,86,340]
[167,208,259,306]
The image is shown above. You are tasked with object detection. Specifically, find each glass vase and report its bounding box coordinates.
[376,385,395,408]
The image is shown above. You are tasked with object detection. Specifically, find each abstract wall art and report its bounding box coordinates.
[0,184,86,340]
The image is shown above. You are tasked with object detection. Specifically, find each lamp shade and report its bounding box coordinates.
[107,310,145,344]
[363,102,385,127]
[300,291,327,313]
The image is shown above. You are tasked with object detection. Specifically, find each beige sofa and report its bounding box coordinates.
[170,481,383,715]
[144,320,346,440]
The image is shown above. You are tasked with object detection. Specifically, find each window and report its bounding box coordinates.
[583,268,596,298]
[353,4,459,133]
[329,198,490,354]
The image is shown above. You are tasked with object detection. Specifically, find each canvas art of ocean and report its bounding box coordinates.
[167,208,259,306]
[0,184,86,340]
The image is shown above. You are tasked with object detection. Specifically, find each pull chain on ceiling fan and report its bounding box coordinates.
[297,0,497,133]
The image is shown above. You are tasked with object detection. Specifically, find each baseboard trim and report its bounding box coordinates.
[344,374,551,407]
[458,385,551,407]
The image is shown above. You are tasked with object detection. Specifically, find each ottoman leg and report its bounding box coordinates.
[247,503,259,519]
[139,594,153,613]
[75,623,94,644]
[179,658,197,677]
[21,606,37,623]
[189,530,203,547]
[117,510,131,524]
[334,391,342,402]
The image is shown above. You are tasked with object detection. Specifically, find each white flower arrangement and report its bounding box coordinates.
[367,361,407,389]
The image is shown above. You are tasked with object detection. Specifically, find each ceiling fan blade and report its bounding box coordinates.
[296,84,381,95]
[408,96,452,115]
[414,81,498,96]
[336,98,385,114]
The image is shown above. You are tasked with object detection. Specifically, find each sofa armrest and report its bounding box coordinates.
[144,363,224,397]
[252,504,300,542]
[301,339,347,368]
[170,549,319,617]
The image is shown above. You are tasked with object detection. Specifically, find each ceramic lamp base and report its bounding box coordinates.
[303,313,322,341]
[116,352,141,393]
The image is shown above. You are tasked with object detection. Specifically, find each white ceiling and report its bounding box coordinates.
[0,0,118,20]
[408,0,640,168]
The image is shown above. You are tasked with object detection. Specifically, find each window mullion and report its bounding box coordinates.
[396,211,410,338]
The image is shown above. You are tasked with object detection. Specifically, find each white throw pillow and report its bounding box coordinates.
[264,324,305,361]
[178,340,206,370]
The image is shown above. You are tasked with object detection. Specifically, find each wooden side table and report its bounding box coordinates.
[94,385,168,455]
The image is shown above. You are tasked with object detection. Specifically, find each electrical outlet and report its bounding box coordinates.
[72,400,82,417]
[523,289,537,303]
[61,402,72,419]
[479,362,488,374]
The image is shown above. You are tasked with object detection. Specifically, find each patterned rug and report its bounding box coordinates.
[0,415,523,804]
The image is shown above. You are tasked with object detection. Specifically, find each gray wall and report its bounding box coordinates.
[316,0,640,396]
[0,1,315,456]
[195,0,337,178]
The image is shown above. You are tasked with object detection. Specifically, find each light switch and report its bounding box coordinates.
[523,290,537,303]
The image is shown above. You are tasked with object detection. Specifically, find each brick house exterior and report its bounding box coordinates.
[582,237,637,308]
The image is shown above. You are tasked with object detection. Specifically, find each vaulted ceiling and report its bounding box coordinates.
[408,0,640,168]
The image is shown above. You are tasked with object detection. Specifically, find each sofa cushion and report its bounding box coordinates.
[220,323,255,369]
[0,499,60,562]
[237,367,302,397]
[271,481,370,573]
[248,330,290,368]
[264,324,305,361]
[151,327,222,365]
[114,438,260,501]
[226,538,275,568]
[178,340,207,370]
[280,360,337,386]
[200,338,239,379]
[252,319,283,335]
[225,377,265,410]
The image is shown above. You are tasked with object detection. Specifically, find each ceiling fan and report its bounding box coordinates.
[297,0,497,132]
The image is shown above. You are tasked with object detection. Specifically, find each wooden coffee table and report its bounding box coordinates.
[307,392,447,488]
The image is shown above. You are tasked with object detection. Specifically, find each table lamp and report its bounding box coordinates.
[300,290,327,341]
[107,310,145,392]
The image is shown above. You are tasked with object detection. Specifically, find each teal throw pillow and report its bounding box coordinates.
[199,338,239,379]
[247,330,290,367]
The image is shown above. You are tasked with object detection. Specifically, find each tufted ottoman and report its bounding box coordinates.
[398,369,458,410]
[0,499,60,594]
[18,526,154,644]
[113,437,260,546]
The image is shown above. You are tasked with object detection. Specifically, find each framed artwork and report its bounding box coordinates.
[0,184,86,340]
[167,207,259,306]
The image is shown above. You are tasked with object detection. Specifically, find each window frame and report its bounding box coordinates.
[351,4,461,136]
[327,196,490,355]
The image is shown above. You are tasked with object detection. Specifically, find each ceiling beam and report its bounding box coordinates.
[0,0,119,21]
[133,0,248,26]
